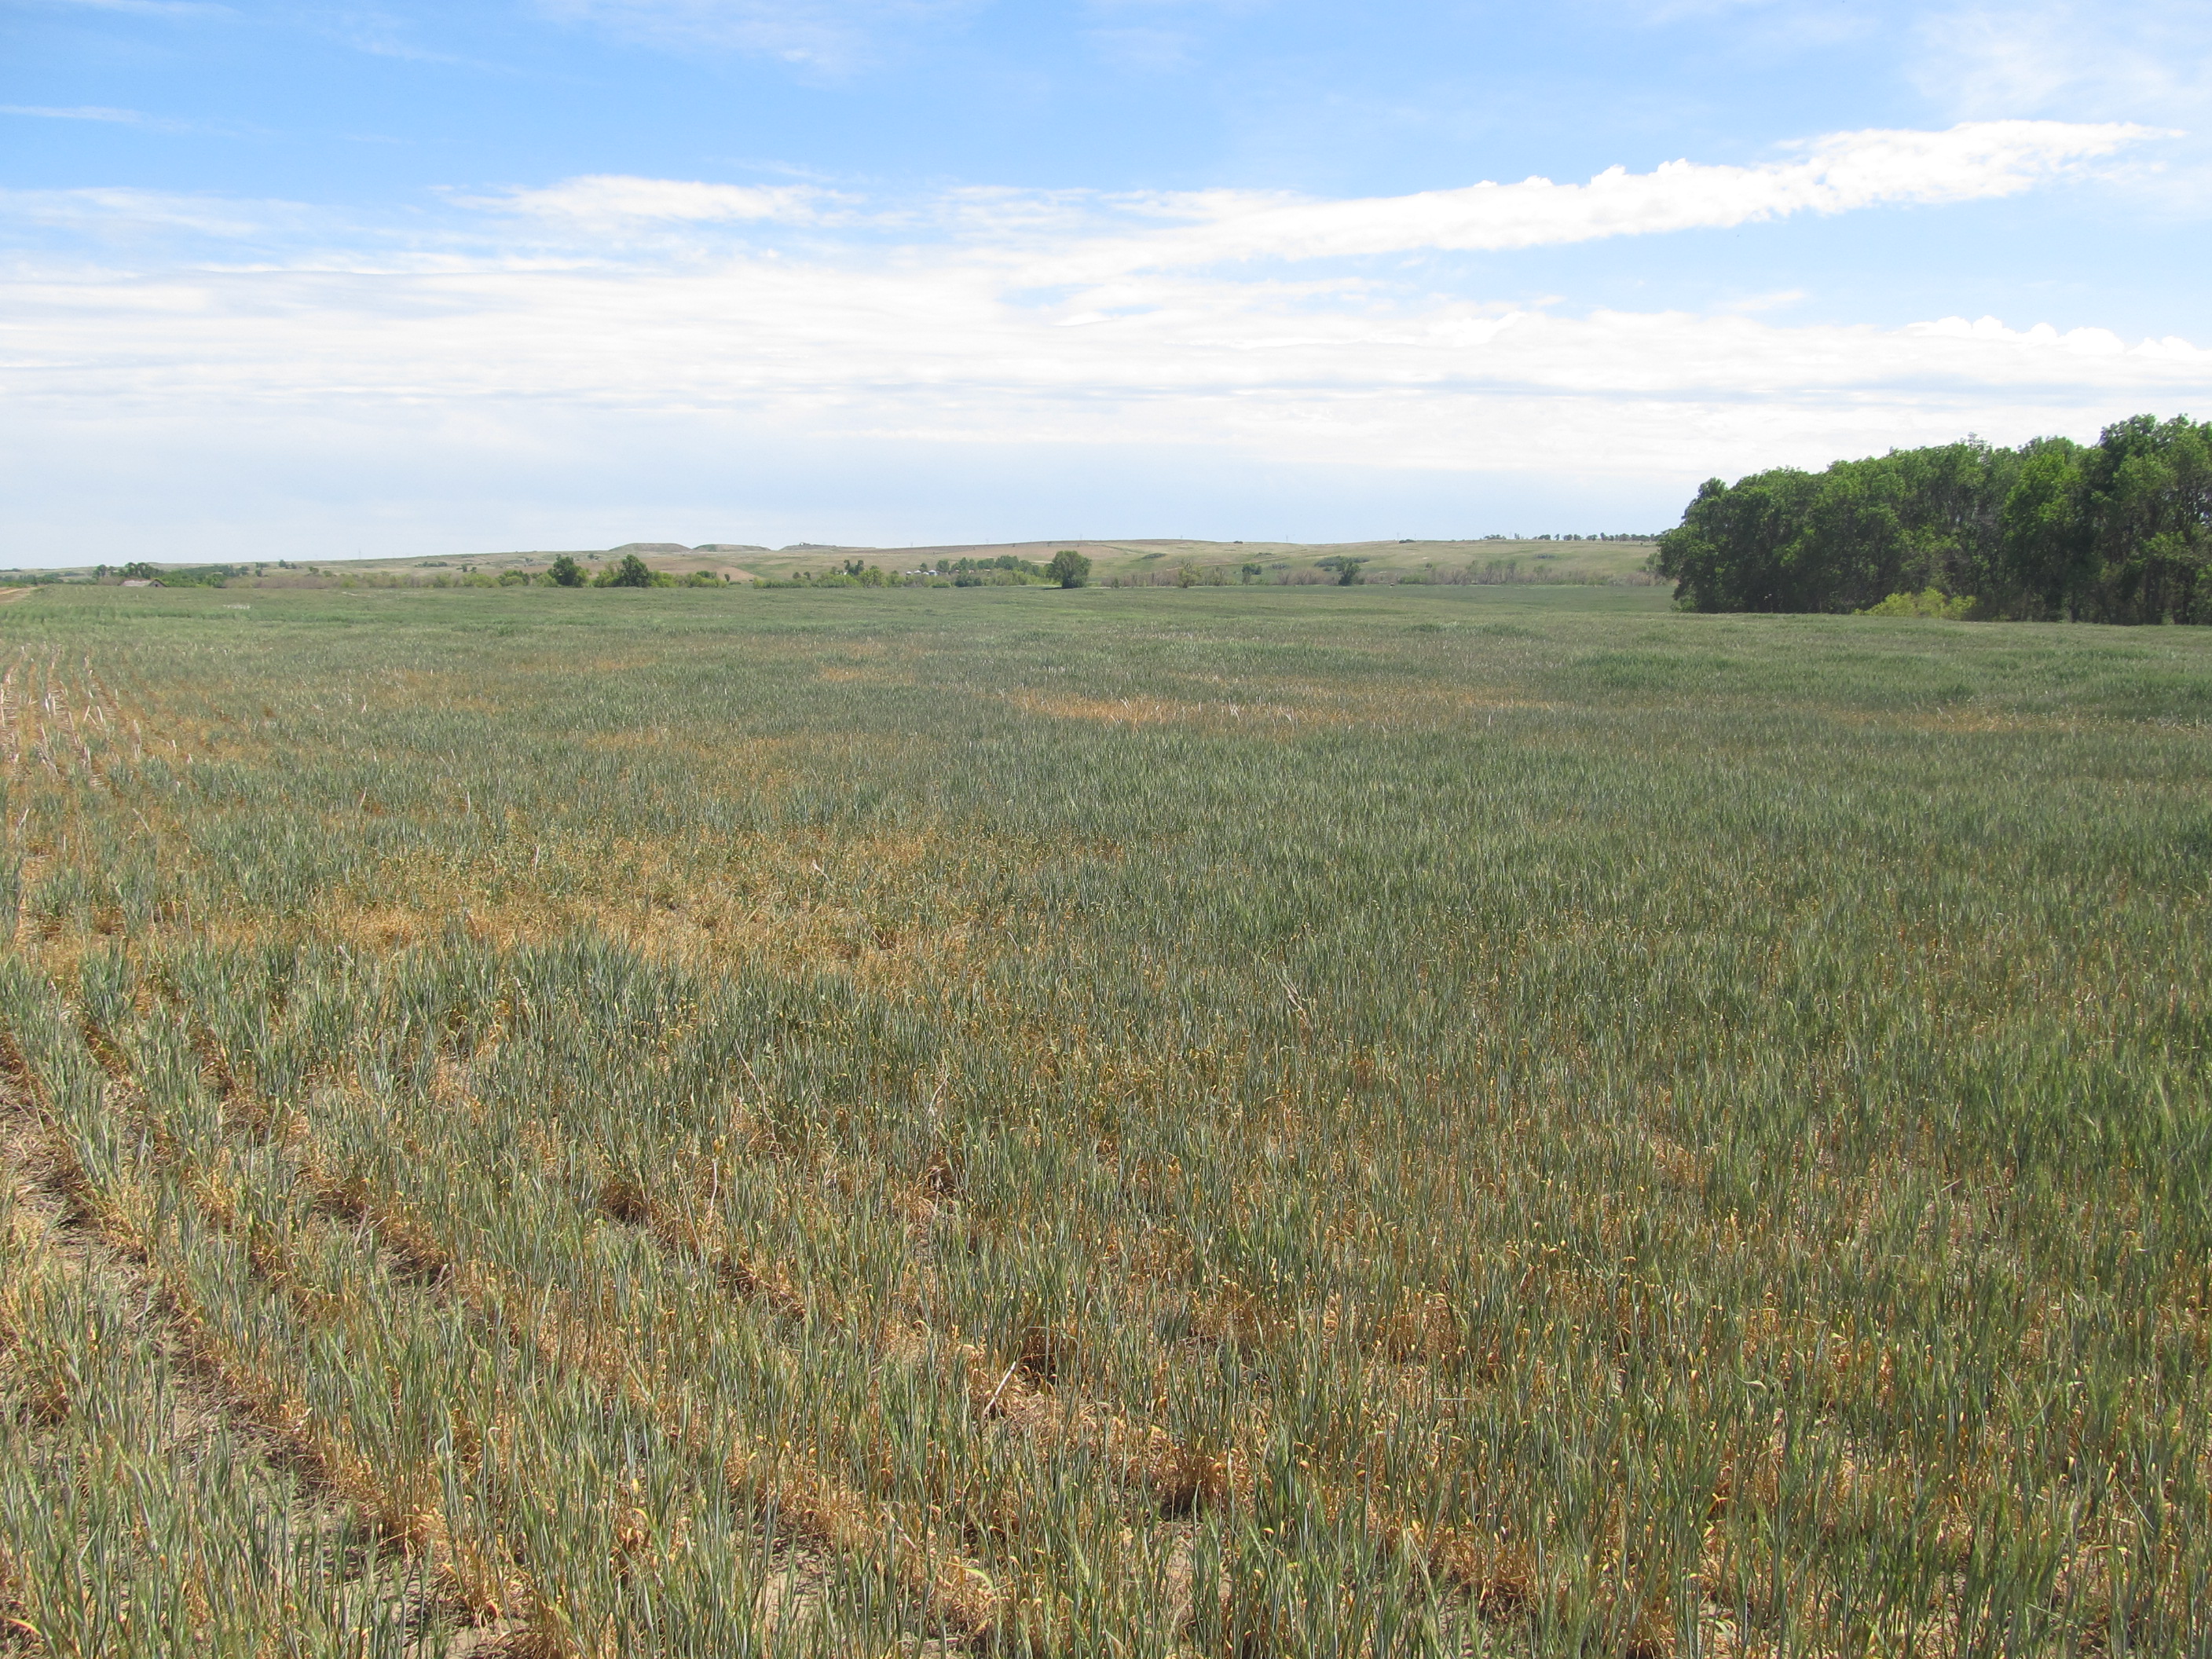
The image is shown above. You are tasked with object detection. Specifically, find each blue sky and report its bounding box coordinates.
[4,0,2210,557]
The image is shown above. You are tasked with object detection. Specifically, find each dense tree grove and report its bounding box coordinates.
[1657,414,2212,622]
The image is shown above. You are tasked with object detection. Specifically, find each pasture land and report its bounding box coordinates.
[0,579,2207,1657]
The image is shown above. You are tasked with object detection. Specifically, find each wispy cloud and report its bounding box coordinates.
[1050,121,2153,273]
[451,121,2145,272]
[52,0,233,16]
[5,136,2203,478]
[1914,2,2212,122]
[465,174,840,230]
[3,122,2203,555]
[6,248,2204,485]
[1083,25,1199,73]
[1633,0,1881,59]
[0,185,290,238]
[533,0,980,72]
[0,104,191,130]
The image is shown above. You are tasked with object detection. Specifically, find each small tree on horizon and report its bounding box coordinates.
[1047,548,1092,588]
[547,555,586,587]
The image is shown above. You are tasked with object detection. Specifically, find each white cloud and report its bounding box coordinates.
[0,104,229,136]
[1083,25,1199,73]
[53,0,232,14]
[468,175,837,230]
[533,0,977,71]
[1053,121,2152,273]
[1915,3,2212,123]
[18,119,2135,267]
[1634,0,1882,60]
[5,230,2204,478]
[3,123,2204,555]
[2,104,166,126]
[0,185,291,239]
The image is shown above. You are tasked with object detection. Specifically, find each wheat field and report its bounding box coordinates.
[1,579,2207,1657]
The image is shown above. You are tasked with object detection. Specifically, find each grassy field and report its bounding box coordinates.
[0,577,2207,1657]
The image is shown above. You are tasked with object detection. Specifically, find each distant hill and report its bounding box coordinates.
[0,535,1661,586]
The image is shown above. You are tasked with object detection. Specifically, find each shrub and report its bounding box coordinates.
[156,563,247,589]
[1047,549,1092,589]
[595,554,659,588]
[1859,588,1975,619]
[547,555,586,588]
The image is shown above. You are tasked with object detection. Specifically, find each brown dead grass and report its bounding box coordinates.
[0,651,144,786]
[306,828,984,990]
[1009,681,1557,733]
[1829,705,2119,735]
[1009,691,1328,729]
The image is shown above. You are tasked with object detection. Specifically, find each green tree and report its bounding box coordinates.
[1792,460,1914,611]
[2079,416,2212,624]
[1047,549,1092,588]
[1657,419,2212,622]
[1998,441,2089,619]
[597,553,655,588]
[1657,470,1822,611]
[547,555,586,588]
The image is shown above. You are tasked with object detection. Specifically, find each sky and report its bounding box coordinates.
[3,0,2210,558]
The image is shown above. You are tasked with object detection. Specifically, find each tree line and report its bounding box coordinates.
[753,551,1092,589]
[1657,415,2212,622]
